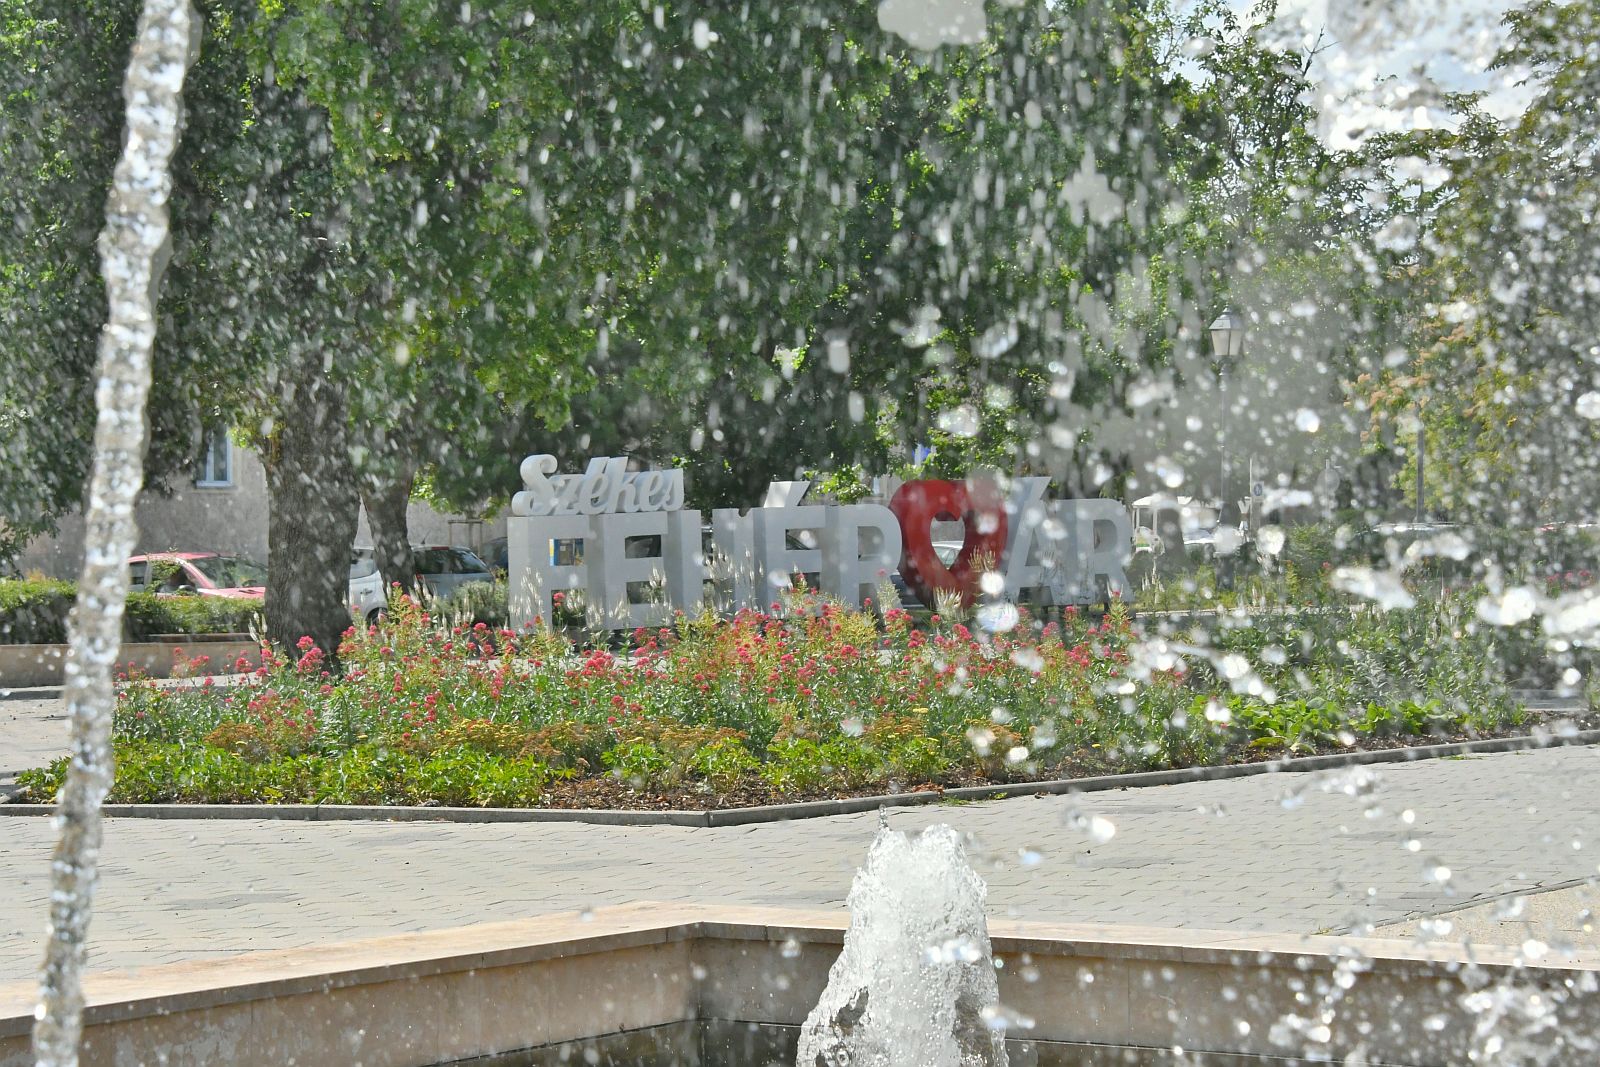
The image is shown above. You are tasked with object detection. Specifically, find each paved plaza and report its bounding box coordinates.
[2,693,1599,983]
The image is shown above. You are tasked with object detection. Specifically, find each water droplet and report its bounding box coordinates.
[1068,810,1117,844]
[1331,566,1416,610]
[1294,408,1321,433]
[975,321,1018,359]
[827,336,850,373]
[691,18,714,49]
[1578,392,1600,420]
[937,404,980,437]
[1217,654,1251,681]
[780,936,802,958]
[1010,647,1045,673]
[840,716,865,737]
[979,1002,1036,1032]
[976,601,1019,633]
[1476,586,1538,626]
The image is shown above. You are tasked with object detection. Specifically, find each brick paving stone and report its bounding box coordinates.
[1,741,1597,981]
[0,697,68,784]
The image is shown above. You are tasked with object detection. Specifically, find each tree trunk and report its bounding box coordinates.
[362,464,416,596]
[263,355,360,665]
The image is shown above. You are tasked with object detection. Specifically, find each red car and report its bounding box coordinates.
[128,552,267,600]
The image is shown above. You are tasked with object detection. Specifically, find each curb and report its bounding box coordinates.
[3,728,1598,828]
[0,687,60,702]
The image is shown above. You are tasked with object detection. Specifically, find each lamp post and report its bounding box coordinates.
[1208,308,1246,515]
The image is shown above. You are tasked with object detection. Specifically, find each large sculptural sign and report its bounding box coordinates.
[506,455,1131,630]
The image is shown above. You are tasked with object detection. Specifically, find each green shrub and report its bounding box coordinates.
[124,593,262,639]
[431,580,508,630]
[1284,523,1343,578]
[409,748,553,807]
[602,740,673,788]
[0,579,75,644]
[0,579,261,644]
[14,743,555,807]
[760,738,831,793]
[688,736,760,790]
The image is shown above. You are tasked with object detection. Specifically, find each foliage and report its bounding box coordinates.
[0,578,261,644]
[1358,0,1600,524]
[0,578,75,644]
[1,0,1360,638]
[13,584,1535,807]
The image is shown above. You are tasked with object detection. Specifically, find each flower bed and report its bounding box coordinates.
[14,591,1535,809]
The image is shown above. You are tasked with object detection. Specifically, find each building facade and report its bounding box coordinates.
[16,433,503,580]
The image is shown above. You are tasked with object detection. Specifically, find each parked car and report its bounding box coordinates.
[348,551,386,624]
[479,536,509,573]
[351,545,496,604]
[413,545,495,598]
[128,552,267,599]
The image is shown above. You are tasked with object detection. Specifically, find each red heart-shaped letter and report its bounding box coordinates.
[890,479,1008,609]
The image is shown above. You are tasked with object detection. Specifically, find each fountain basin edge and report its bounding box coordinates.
[1,902,1595,1066]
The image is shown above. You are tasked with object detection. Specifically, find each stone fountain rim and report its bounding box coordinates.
[2,901,1596,1042]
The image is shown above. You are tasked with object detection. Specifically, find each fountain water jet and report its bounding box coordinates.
[29,4,200,1065]
[797,822,1009,1067]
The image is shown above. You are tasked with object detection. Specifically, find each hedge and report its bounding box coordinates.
[0,579,262,644]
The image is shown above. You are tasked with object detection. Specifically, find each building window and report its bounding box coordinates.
[196,428,233,488]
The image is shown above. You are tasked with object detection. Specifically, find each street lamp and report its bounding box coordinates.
[1208,307,1246,360]
[1208,308,1245,515]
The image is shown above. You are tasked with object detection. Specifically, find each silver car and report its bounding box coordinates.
[349,545,494,621]
[348,552,386,624]
[408,545,495,599]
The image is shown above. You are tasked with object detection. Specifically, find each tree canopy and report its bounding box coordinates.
[0,0,1467,644]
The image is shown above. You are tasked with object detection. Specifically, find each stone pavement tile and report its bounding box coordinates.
[0,697,67,780]
[1,744,1598,981]
[1382,880,1600,952]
